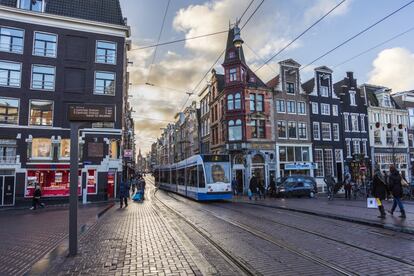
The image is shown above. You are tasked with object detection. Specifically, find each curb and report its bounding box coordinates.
[236,200,414,235]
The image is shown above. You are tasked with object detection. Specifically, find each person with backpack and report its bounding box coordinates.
[372,167,387,218]
[388,165,406,218]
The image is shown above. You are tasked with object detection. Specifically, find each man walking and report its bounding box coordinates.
[372,167,387,218]
[344,172,352,200]
[249,174,258,200]
[30,183,45,210]
[119,179,129,208]
[231,176,238,196]
[388,165,406,218]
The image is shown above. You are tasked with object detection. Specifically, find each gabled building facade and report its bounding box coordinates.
[303,66,343,189]
[267,59,313,181]
[334,72,370,183]
[199,83,211,154]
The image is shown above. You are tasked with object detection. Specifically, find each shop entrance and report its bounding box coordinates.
[252,154,265,188]
[235,169,244,194]
[0,172,15,206]
[107,170,116,199]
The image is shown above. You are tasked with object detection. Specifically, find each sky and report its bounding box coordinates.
[119,0,414,155]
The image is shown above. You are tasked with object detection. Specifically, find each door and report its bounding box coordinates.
[3,176,15,206]
[107,172,115,199]
[235,170,244,193]
[336,163,343,183]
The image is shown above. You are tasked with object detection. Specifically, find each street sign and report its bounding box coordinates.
[68,104,115,122]
[124,149,133,158]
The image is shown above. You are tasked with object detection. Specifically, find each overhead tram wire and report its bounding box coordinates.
[244,42,278,74]
[253,0,346,73]
[332,25,414,69]
[145,0,171,84]
[301,0,414,71]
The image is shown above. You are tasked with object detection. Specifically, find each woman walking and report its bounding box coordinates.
[372,168,387,219]
[388,165,406,218]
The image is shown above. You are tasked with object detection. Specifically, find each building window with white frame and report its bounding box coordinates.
[19,0,45,12]
[278,121,287,138]
[0,97,19,125]
[29,100,53,126]
[346,140,351,157]
[351,114,359,132]
[344,113,349,131]
[276,99,285,113]
[298,122,307,139]
[321,122,331,141]
[228,119,242,141]
[234,93,241,109]
[31,65,55,90]
[360,114,366,132]
[373,112,381,123]
[96,40,116,64]
[0,27,24,54]
[320,85,329,97]
[374,129,381,145]
[229,68,237,82]
[353,140,360,155]
[0,61,21,87]
[312,102,318,114]
[286,82,295,94]
[332,123,340,141]
[324,149,334,176]
[349,90,356,106]
[288,121,297,139]
[362,140,368,157]
[385,114,391,124]
[386,130,393,145]
[287,100,296,113]
[297,102,306,115]
[94,71,115,95]
[332,105,338,116]
[227,94,234,111]
[397,131,404,145]
[314,149,324,177]
[321,103,330,115]
[33,32,57,57]
[313,122,320,140]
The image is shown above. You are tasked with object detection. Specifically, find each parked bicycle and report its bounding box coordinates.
[352,182,369,199]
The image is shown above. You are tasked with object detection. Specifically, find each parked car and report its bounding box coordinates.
[275,175,317,198]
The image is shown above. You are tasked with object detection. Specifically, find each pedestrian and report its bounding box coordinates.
[258,180,265,200]
[119,180,128,208]
[231,176,238,196]
[324,175,335,200]
[372,167,387,218]
[269,178,276,198]
[382,170,390,200]
[249,174,258,200]
[388,165,406,218]
[30,183,45,210]
[344,172,352,200]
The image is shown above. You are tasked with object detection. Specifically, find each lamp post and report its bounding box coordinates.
[233,21,244,60]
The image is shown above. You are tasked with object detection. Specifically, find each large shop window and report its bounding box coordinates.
[96,40,116,64]
[33,32,57,57]
[29,100,53,126]
[94,71,115,95]
[31,138,52,159]
[60,139,70,159]
[0,97,19,124]
[314,149,324,177]
[31,65,55,90]
[0,60,21,87]
[228,120,242,141]
[0,27,24,54]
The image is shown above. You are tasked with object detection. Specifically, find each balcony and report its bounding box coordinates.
[0,156,17,164]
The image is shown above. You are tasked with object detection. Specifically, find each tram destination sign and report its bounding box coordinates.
[68,104,115,122]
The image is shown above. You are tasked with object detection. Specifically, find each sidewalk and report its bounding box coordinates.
[232,195,414,234]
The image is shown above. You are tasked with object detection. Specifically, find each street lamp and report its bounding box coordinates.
[232,23,244,48]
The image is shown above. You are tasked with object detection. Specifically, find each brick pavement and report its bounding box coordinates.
[0,204,110,276]
[232,195,414,233]
[44,189,202,276]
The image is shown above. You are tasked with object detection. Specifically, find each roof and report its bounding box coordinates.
[223,26,246,64]
[0,0,125,25]
[266,75,279,88]
[302,78,314,94]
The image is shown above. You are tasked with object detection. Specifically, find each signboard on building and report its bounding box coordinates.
[68,104,115,122]
[285,163,317,170]
[87,142,104,158]
[124,149,133,158]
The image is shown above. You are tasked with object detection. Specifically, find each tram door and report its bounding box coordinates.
[0,175,15,206]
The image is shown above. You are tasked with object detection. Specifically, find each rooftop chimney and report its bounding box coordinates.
[346,71,353,80]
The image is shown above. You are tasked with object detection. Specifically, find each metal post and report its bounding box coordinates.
[69,122,80,256]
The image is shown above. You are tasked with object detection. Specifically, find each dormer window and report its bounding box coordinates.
[229,68,237,82]
[18,0,45,12]
[383,95,391,107]
[286,82,295,94]
[349,90,356,106]
[229,51,236,59]
[320,86,329,97]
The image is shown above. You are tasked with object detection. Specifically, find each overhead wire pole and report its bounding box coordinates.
[253,0,346,73]
[145,0,171,84]
[301,0,414,71]
[332,25,414,69]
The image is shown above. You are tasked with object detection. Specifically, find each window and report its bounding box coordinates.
[332,105,338,116]
[397,131,404,145]
[314,149,324,177]
[0,139,17,162]
[346,140,351,157]
[320,85,329,97]
[229,68,237,82]
[288,121,297,139]
[324,149,334,176]
[94,71,115,95]
[302,147,310,161]
[0,61,21,87]
[333,123,340,141]
[374,130,381,145]
[297,102,306,114]
[0,97,19,124]
[251,120,265,138]
[278,121,287,138]
[362,140,367,157]
[286,82,295,94]
[321,103,330,115]
[350,90,356,106]
[373,112,381,123]
[408,108,414,128]
[360,115,366,132]
[60,139,70,159]
[19,0,44,12]
[344,114,349,132]
[29,100,53,126]
[33,32,57,57]
[228,120,242,141]
[287,100,296,113]
[383,95,391,107]
[0,27,24,54]
[234,93,241,109]
[227,94,234,110]
[385,114,391,124]
[312,102,318,114]
[351,114,359,132]
[256,94,264,112]
[287,147,294,161]
[31,65,55,90]
[298,122,307,139]
[353,140,360,155]
[96,41,116,64]
[228,51,236,59]
[313,122,320,140]
[321,122,331,141]
[279,146,286,162]
[31,138,52,159]
[109,140,118,159]
[276,99,285,113]
[249,94,255,112]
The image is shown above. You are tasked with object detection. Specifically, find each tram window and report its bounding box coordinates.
[155,170,159,182]
[171,169,176,185]
[186,167,192,186]
[167,170,171,183]
[187,166,197,187]
[198,165,205,188]
[178,168,185,185]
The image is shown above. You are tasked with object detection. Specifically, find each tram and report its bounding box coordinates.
[154,154,232,201]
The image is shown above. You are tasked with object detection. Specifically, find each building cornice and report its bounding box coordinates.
[0,5,130,38]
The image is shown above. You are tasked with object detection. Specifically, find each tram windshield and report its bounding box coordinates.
[204,162,230,184]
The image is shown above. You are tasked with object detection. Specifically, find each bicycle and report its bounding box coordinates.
[352,182,367,200]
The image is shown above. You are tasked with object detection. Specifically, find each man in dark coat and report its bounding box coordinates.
[119,180,129,208]
[388,165,406,218]
[249,174,258,200]
[372,168,387,218]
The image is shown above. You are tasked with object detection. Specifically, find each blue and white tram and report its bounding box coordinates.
[155,154,232,201]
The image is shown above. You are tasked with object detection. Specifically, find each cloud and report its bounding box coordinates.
[368,47,414,92]
[304,0,351,23]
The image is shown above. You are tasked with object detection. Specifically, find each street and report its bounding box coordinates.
[8,177,411,276]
